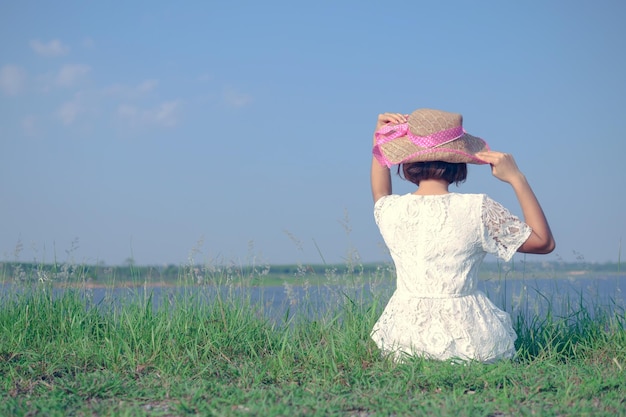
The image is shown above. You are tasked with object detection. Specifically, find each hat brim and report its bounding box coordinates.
[378,133,489,165]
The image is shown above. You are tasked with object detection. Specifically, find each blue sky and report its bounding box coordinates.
[1,1,625,267]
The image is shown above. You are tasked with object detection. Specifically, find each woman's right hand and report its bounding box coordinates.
[375,112,407,131]
[373,113,407,147]
[371,113,405,202]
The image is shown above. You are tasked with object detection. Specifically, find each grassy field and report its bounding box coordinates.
[1,261,625,416]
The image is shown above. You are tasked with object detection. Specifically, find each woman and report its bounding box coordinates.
[370,109,554,362]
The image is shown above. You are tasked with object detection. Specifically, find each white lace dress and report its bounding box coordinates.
[371,193,532,362]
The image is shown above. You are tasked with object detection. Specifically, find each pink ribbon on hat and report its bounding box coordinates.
[373,123,466,168]
[375,123,465,148]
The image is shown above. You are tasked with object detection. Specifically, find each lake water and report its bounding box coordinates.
[5,275,621,324]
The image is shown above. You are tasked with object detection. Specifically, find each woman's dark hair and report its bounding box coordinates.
[398,161,467,186]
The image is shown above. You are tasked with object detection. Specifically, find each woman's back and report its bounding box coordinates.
[372,192,532,361]
[376,193,486,297]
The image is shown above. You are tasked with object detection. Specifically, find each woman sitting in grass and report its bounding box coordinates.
[370,109,555,362]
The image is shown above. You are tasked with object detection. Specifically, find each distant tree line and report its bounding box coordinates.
[0,260,622,284]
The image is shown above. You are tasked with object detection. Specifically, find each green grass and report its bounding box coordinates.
[1,266,625,416]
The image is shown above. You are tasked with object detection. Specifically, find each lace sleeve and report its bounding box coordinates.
[481,195,532,261]
[373,195,399,226]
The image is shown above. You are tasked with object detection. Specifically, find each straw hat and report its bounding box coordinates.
[372,108,489,167]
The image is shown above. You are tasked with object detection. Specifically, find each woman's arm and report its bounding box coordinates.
[371,113,406,203]
[476,151,555,254]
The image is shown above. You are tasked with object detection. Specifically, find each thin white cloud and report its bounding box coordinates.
[82,37,95,49]
[153,101,181,127]
[117,100,182,128]
[103,79,159,98]
[223,87,252,108]
[57,64,91,87]
[57,92,87,125]
[0,65,26,95]
[21,115,37,136]
[58,100,81,125]
[117,104,138,119]
[30,39,70,57]
[197,73,212,82]
[136,79,159,94]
